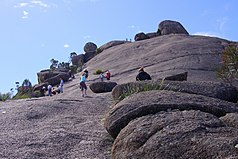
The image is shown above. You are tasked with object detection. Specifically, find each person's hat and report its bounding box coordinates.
[138,67,144,72]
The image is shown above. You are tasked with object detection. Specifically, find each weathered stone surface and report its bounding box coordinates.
[89,82,117,93]
[134,32,150,41]
[84,51,96,62]
[45,72,70,86]
[220,113,238,128]
[71,54,84,67]
[99,40,130,52]
[159,20,189,35]
[33,83,48,91]
[87,34,233,85]
[146,32,159,39]
[84,42,97,53]
[112,80,238,102]
[37,68,71,85]
[105,90,238,138]
[112,110,238,159]
[164,72,187,81]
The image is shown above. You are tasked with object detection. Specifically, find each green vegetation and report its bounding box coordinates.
[96,48,102,54]
[0,93,11,101]
[69,65,78,74]
[94,68,103,75]
[217,44,238,85]
[13,79,33,100]
[118,79,165,101]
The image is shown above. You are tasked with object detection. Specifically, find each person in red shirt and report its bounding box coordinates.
[105,70,111,80]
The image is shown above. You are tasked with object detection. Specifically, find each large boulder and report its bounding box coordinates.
[99,40,130,52]
[71,54,84,67]
[111,80,238,102]
[84,51,96,62]
[158,20,189,35]
[45,72,70,86]
[33,83,48,91]
[105,90,238,138]
[164,72,187,81]
[146,32,159,39]
[37,69,71,85]
[134,32,150,41]
[89,82,117,93]
[112,110,238,159]
[84,42,97,53]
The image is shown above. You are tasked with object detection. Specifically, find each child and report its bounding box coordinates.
[80,73,87,97]
[106,70,111,80]
[100,72,105,81]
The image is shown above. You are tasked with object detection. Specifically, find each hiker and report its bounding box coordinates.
[84,69,89,79]
[52,88,57,95]
[136,67,152,81]
[47,84,52,96]
[80,73,87,97]
[100,72,105,81]
[105,70,111,80]
[40,86,46,96]
[59,78,64,93]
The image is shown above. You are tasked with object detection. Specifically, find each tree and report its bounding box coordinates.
[0,92,11,101]
[70,52,77,58]
[50,58,59,69]
[22,79,32,87]
[69,52,77,64]
[217,44,238,85]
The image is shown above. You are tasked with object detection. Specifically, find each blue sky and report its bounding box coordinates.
[0,0,237,94]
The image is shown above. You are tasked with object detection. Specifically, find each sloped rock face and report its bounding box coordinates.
[87,34,233,84]
[111,80,238,102]
[159,20,189,35]
[105,90,238,139]
[89,82,117,93]
[112,110,238,159]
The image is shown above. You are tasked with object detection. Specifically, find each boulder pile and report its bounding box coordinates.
[105,80,238,158]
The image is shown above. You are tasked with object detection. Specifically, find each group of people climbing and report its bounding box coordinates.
[100,70,111,81]
[79,66,151,97]
[42,66,151,98]
[41,78,64,97]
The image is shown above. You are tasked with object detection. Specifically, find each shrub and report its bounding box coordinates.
[118,79,165,101]
[0,93,11,101]
[217,44,238,85]
[94,68,103,75]
[96,48,103,54]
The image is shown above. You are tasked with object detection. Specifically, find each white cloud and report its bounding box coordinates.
[216,17,228,31]
[14,1,51,9]
[30,0,49,8]
[83,35,91,39]
[22,10,29,19]
[14,2,29,8]
[128,25,135,29]
[64,44,70,48]
[193,32,221,38]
